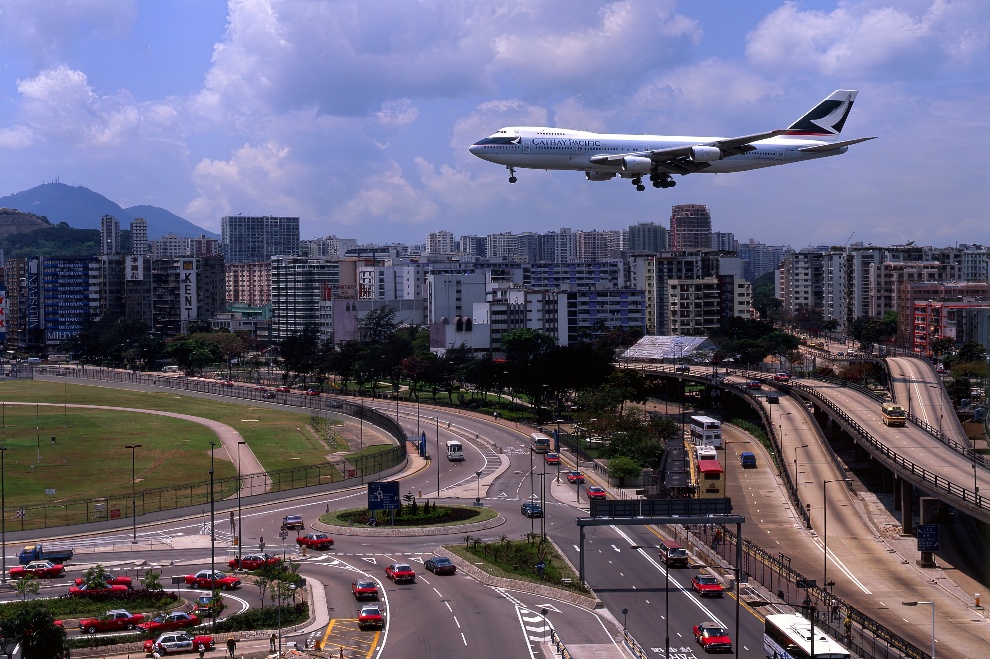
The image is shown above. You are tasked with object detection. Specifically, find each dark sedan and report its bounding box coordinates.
[424,556,456,575]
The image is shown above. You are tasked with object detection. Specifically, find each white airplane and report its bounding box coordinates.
[469,90,875,191]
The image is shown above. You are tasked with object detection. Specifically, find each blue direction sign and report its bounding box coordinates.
[368,481,401,511]
[917,524,940,552]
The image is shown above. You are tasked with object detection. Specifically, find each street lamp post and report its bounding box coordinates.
[792,442,808,488]
[529,448,535,537]
[237,440,246,563]
[902,600,935,659]
[1,446,6,584]
[475,470,483,506]
[823,479,851,601]
[125,444,142,543]
[437,411,440,499]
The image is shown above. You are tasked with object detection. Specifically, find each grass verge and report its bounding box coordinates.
[320,504,498,528]
[446,536,590,595]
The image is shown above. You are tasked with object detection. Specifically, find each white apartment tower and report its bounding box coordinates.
[130,218,148,256]
[426,231,456,255]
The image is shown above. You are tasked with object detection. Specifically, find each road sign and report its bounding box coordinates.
[368,481,401,511]
[917,524,940,552]
[15,508,24,519]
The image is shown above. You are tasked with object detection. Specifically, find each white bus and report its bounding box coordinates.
[690,415,722,448]
[529,432,552,453]
[445,440,465,461]
[764,613,850,659]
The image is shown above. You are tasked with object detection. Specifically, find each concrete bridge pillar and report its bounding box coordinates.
[901,479,914,535]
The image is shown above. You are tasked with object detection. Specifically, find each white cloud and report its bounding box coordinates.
[187,141,307,228]
[15,66,181,147]
[375,99,419,131]
[746,0,990,79]
[333,161,439,227]
[0,125,34,149]
[489,1,700,91]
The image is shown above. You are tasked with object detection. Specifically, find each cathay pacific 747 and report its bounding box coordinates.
[469,90,874,191]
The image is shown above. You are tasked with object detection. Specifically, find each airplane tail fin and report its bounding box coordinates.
[785,90,859,139]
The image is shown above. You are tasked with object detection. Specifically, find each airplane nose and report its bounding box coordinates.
[468,143,483,157]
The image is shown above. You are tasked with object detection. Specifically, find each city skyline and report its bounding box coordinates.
[0,1,987,247]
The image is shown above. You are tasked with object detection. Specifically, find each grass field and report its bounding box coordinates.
[0,380,354,511]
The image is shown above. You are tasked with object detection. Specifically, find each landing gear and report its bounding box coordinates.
[507,166,517,184]
[631,176,645,192]
[650,173,676,189]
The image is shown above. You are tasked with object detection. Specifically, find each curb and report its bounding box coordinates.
[311,514,505,537]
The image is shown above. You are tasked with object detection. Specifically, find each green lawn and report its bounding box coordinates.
[0,380,362,512]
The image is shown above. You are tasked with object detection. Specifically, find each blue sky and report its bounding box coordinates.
[1,0,988,248]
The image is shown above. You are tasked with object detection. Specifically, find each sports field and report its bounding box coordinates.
[0,380,347,510]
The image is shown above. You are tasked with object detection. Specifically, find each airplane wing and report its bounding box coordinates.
[797,136,877,152]
[589,129,787,172]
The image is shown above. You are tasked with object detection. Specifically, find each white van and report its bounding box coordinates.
[446,440,465,461]
[162,365,180,373]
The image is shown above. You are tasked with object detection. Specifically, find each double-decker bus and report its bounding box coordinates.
[880,403,907,427]
[689,415,722,448]
[697,459,724,498]
[764,613,850,659]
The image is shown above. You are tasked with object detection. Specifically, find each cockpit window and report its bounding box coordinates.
[474,135,520,146]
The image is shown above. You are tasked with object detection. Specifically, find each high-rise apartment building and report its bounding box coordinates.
[226,261,272,306]
[628,222,668,253]
[150,234,192,259]
[221,215,300,264]
[711,232,737,252]
[738,240,792,281]
[459,235,487,257]
[669,204,712,250]
[425,231,456,255]
[270,257,339,342]
[100,214,120,256]
[130,218,148,256]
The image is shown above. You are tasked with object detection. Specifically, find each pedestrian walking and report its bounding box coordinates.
[270,633,277,652]
[227,637,236,658]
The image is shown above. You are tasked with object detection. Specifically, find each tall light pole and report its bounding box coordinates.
[902,601,935,659]
[823,479,851,600]
[529,448,535,537]
[125,444,142,543]
[436,414,441,497]
[209,441,216,584]
[237,440,246,563]
[475,470,483,505]
[1,446,6,584]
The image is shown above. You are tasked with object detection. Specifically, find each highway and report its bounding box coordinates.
[19,365,990,658]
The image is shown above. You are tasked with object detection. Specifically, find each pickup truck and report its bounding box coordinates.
[19,544,74,565]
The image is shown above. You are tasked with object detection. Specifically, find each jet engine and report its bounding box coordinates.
[621,156,653,173]
[689,146,722,162]
[585,171,616,181]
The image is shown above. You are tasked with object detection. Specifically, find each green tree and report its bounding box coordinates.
[358,305,399,344]
[13,574,40,601]
[164,335,221,375]
[279,325,321,384]
[607,455,642,486]
[140,570,164,591]
[0,601,68,658]
[957,341,986,364]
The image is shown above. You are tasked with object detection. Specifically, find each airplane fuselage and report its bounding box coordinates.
[469,127,846,175]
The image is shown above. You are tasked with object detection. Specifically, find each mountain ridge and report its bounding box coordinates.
[0,183,217,239]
